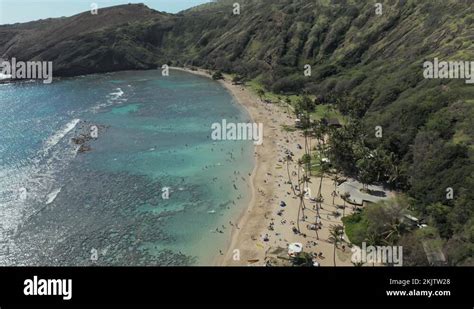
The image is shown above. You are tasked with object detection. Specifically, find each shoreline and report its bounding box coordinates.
[170,67,272,266]
[171,67,357,267]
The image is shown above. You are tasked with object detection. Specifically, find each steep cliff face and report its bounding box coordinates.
[2,1,472,80]
[0,3,171,75]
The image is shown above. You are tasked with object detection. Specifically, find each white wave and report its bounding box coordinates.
[0,119,79,240]
[0,73,12,80]
[91,103,107,113]
[109,88,124,99]
[43,119,80,152]
[45,187,61,205]
[18,187,27,201]
[91,88,126,113]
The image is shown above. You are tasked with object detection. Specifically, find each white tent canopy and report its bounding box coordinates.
[288,243,303,256]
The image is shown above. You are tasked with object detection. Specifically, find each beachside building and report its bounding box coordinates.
[337,179,390,206]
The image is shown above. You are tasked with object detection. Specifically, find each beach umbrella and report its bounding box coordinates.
[288,242,303,256]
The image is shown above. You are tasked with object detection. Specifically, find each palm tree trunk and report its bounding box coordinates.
[317,174,323,198]
[301,190,306,217]
[286,159,296,196]
[297,197,302,232]
[305,131,309,153]
[297,163,301,184]
[315,215,320,240]
[308,134,312,177]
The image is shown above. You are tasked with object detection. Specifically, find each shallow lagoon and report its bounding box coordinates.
[0,69,254,265]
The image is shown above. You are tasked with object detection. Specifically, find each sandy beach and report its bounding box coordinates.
[171,67,356,266]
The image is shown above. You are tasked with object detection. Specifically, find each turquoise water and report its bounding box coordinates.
[0,69,254,266]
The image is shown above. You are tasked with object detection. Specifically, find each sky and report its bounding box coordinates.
[0,0,211,25]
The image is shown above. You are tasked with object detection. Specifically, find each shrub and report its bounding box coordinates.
[212,71,224,80]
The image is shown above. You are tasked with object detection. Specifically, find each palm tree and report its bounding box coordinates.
[328,225,344,266]
[332,171,340,191]
[296,192,303,232]
[365,233,378,266]
[256,88,265,102]
[314,214,320,240]
[314,195,323,218]
[331,171,340,207]
[356,149,377,192]
[312,121,322,148]
[382,221,404,245]
[383,151,399,186]
[315,124,330,202]
[300,174,311,214]
[285,154,296,195]
[296,158,303,188]
[303,129,311,175]
[295,159,309,232]
[316,160,327,200]
[284,97,292,115]
[341,192,350,218]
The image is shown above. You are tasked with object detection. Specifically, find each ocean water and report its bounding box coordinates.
[0,69,254,266]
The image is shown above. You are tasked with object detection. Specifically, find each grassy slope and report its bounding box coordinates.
[164,0,474,265]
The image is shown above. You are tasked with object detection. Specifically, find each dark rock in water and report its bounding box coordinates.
[78,144,92,153]
[71,135,87,145]
[8,168,199,266]
[71,123,107,154]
